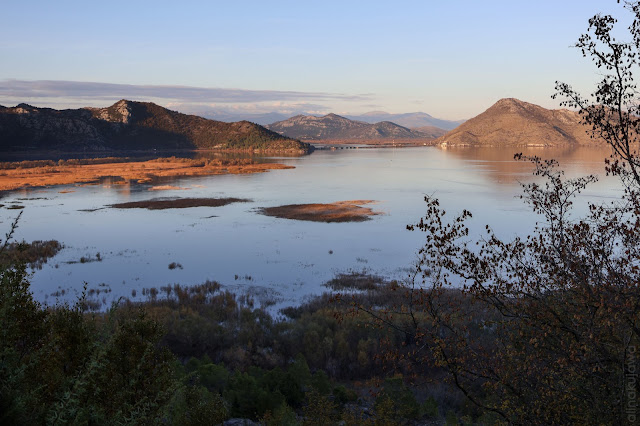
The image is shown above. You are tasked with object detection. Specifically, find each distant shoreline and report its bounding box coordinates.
[0,147,312,163]
[308,138,436,149]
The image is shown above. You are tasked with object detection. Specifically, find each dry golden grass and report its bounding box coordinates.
[259,200,381,222]
[0,158,293,191]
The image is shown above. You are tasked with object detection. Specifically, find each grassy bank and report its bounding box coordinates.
[0,156,294,191]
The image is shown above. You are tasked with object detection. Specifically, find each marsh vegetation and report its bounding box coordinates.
[0,239,62,269]
[0,258,469,425]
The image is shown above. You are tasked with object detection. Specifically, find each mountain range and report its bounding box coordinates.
[343,111,464,130]
[436,98,603,147]
[194,109,464,129]
[0,98,608,153]
[266,113,446,140]
[0,100,311,153]
[190,110,292,126]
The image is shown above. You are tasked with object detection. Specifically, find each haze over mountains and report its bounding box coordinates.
[266,113,446,140]
[344,111,465,130]
[0,100,311,153]
[436,98,604,147]
[197,109,464,130]
[191,111,292,126]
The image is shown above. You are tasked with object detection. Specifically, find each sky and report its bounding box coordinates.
[0,0,633,121]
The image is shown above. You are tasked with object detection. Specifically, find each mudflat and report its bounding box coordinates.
[259,200,381,222]
[111,197,249,210]
[0,157,293,191]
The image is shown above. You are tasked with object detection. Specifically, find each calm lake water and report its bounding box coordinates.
[1,146,623,310]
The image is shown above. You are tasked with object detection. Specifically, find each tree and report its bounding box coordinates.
[351,2,640,424]
[0,214,229,424]
[555,1,640,189]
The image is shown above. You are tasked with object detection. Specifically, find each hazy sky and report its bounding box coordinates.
[0,0,632,120]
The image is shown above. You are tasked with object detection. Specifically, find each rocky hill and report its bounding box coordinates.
[266,113,440,140]
[435,98,604,147]
[0,100,312,153]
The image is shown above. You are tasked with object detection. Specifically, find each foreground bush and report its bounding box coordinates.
[0,249,227,424]
[0,247,452,425]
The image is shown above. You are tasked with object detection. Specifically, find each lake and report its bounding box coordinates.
[0,146,622,311]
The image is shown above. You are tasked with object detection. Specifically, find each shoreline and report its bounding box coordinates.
[0,147,312,162]
[308,138,436,149]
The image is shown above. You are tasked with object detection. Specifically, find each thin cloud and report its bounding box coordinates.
[0,79,370,104]
[174,102,330,115]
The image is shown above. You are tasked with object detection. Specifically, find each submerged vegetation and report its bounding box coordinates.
[0,238,62,270]
[64,252,103,265]
[168,262,183,270]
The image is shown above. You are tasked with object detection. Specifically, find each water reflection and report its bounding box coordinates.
[0,146,622,310]
[441,145,615,184]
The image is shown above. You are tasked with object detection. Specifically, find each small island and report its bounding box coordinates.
[259,200,381,222]
[110,197,250,210]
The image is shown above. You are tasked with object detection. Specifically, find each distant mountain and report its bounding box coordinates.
[435,98,605,147]
[195,110,292,126]
[266,113,441,140]
[345,111,465,130]
[189,109,465,129]
[0,100,312,153]
[411,125,448,139]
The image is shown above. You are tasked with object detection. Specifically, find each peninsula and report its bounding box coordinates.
[0,100,312,154]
